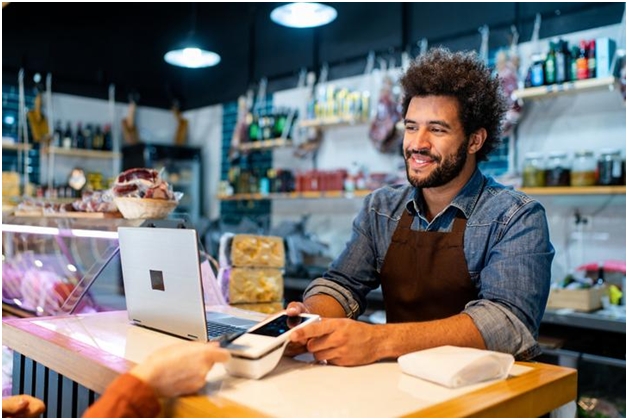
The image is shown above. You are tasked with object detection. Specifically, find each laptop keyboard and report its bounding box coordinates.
[206,321,248,339]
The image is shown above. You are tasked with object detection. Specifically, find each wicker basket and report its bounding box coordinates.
[113,197,178,219]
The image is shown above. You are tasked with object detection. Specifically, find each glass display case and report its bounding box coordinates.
[1,215,144,318]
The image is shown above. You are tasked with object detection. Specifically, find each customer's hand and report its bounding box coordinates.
[2,394,45,417]
[130,341,230,398]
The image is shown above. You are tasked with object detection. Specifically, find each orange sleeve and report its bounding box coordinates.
[82,373,160,418]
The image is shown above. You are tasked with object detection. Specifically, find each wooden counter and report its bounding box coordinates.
[3,310,577,418]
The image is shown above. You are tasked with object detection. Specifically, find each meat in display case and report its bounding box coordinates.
[122,143,202,223]
[1,215,142,318]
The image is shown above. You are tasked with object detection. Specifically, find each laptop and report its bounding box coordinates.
[117,225,259,342]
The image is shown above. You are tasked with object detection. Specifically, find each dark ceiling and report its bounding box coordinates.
[3,2,624,110]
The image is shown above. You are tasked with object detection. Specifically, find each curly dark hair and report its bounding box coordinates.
[399,47,508,162]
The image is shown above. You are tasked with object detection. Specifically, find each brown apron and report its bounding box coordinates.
[380,210,477,323]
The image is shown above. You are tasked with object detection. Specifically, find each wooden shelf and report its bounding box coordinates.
[218,190,372,201]
[43,146,121,159]
[237,138,292,151]
[2,142,32,152]
[512,77,617,101]
[299,116,368,128]
[520,185,626,195]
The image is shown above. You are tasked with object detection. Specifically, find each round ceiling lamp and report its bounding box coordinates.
[164,4,221,68]
[270,2,337,28]
[164,47,221,69]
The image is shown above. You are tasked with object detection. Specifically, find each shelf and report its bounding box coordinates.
[218,190,372,201]
[512,76,617,101]
[43,146,121,159]
[520,186,626,195]
[2,142,32,152]
[237,138,293,151]
[299,116,368,128]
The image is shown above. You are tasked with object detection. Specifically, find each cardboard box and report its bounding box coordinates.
[546,286,608,312]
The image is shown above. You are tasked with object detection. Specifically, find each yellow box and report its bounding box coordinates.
[546,286,608,312]
[229,267,284,304]
[231,234,285,268]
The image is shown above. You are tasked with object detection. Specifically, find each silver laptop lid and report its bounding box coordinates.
[118,226,208,341]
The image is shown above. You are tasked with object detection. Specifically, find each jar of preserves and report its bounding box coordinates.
[597,148,625,186]
[545,151,571,187]
[571,150,597,186]
[522,152,546,187]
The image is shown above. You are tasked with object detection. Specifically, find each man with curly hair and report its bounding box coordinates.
[286,47,554,366]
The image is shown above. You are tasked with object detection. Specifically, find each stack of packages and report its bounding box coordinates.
[227,234,285,314]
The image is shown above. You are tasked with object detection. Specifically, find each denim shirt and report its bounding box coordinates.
[303,168,554,359]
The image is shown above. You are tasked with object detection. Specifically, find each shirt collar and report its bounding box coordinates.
[405,168,486,219]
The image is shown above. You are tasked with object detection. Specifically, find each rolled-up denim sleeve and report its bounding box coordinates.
[303,278,361,318]
[463,300,541,359]
[465,199,553,360]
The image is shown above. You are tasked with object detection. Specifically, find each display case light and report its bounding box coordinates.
[271,2,337,28]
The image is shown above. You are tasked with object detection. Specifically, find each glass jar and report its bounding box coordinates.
[571,150,597,186]
[545,151,571,187]
[597,148,625,186]
[522,152,546,187]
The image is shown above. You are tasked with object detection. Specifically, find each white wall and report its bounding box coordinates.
[185,104,223,219]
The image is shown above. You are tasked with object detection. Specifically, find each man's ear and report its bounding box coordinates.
[468,128,487,155]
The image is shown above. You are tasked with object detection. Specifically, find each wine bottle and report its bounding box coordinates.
[62,121,74,149]
[75,122,85,149]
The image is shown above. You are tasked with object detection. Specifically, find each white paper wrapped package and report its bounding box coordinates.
[397,345,515,388]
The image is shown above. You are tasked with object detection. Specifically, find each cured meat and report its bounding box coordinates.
[369,75,402,154]
[116,167,159,184]
[112,167,174,200]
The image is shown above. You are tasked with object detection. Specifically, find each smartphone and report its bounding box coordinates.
[226,311,320,360]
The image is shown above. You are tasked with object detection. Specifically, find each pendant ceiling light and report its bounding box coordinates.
[270,2,337,28]
[165,4,221,68]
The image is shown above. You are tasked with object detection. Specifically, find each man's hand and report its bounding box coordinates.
[130,342,231,398]
[290,318,385,366]
[2,395,45,418]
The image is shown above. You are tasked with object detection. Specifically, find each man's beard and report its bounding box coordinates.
[405,139,469,188]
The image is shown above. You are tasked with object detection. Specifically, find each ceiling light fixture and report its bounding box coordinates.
[164,4,221,68]
[164,47,221,69]
[270,2,337,28]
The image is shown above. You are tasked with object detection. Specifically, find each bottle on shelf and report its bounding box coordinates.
[62,121,74,149]
[587,39,596,79]
[102,124,113,151]
[554,39,569,84]
[52,120,63,148]
[74,122,85,149]
[83,123,94,150]
[92,124,104,150]
[544,42,557,85]
[570,46,580,81]
[576,40,589,80]
[530,54,545,87]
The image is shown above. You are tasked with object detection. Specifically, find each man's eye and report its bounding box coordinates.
[405,125,417,132]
